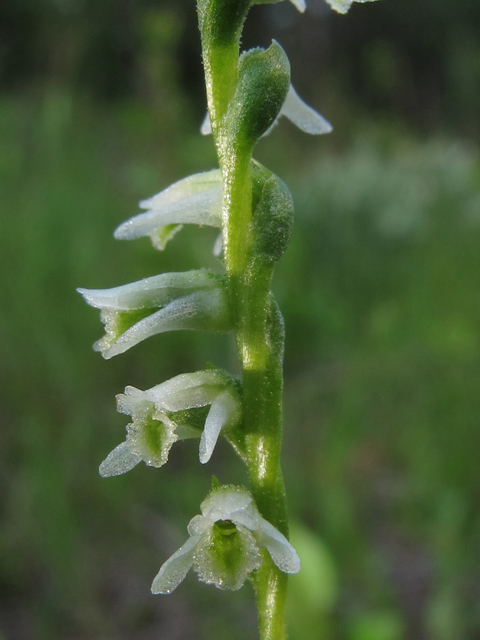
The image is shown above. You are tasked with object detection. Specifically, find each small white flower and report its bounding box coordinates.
[114,170,222,250]
[151,485,300,594]
[77,269,232,359]
[99,370,241,476]
[201,84,332,137]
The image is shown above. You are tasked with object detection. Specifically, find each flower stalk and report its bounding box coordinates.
[79,0,379,638]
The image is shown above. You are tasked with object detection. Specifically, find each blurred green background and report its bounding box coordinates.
[1,0,480,638]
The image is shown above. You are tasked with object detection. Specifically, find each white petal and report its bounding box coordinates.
[199,390,240,464]
[289,0,306,11]
[325,0,352,12]
[213,231,223,257]
[200,112,212,136]
[151,535,201,594]
[281,85,332,135]
[140,170,221,209]
[146,370,230,410]
[101,287,230,359]
[187,514,210,537]
[256,517,301,574]
[99,441,142,477]
[200,487,254,523]
[77,269,216,311]
[114,186,222,242]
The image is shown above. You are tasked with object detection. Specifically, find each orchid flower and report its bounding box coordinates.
[201,84,332,137]
[151,485,300,594]
[99,370,242,477]
[114,170,222,251]
[77,269,231,359]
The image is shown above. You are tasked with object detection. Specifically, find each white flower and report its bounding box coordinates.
[151,486,300,594]
[77,269,232,359]
[201,84,332,137]
[114,170,222,250]
[99,370,241,477]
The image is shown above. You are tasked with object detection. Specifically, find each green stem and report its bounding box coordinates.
[199,9,290,639]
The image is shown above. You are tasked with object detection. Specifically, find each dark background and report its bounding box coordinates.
[0,0,479,638]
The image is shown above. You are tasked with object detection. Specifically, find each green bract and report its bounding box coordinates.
[78,0,382,636]
[225,41,290,150]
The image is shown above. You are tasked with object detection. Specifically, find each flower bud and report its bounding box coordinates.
[226,41,290,149]
[251,163,294,263]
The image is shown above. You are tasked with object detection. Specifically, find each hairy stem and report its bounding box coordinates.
[200,27,290,640]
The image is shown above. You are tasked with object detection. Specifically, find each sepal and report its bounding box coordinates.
[114,170,222,250]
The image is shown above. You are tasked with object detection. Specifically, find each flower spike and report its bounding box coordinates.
[99,370,241,476]
[114,170,222,250]
[77,269,232,359]
[151,485,300,594]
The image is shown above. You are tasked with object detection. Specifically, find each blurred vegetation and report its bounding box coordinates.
[0,0,479,639]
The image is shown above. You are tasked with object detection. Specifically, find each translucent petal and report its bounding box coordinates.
[289,0,306,11]
[116,386,153,417]
[199,390,240,464]
[146,370,231,411]
[98,287,231,359]
[114,186,222,242]
[229,503,262,532]
[281,85,332,135]
[200,487,254,523]
[187,514,210,537]
[256,517,301,574]
[77,269,216,311]
[99,441,142,477]
[140,170,221,209]
[151,535,201,594]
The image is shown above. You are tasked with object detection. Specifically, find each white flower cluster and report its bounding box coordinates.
[152,486,300,593]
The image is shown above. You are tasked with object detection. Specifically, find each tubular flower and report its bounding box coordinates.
[201,84,332,137]
[151,486,300,594]
[77,269,232,359]
[99,370,242,476]
[114,170,222,251]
